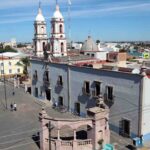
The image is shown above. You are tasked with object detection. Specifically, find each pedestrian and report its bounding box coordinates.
[13,103,17,111]
[10,103,13,111]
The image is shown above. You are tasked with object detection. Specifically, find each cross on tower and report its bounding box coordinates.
[39,1,41,8]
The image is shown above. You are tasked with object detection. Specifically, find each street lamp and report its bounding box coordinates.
[1,53,7,110]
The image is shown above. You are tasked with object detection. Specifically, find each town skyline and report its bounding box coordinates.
[1,0,150,42]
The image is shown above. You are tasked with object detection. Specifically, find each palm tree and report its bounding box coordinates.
[20,57,30,76]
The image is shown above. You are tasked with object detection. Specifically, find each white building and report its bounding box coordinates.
[33,3,48,57]
[50,4,67,57]
[81,36,108,60]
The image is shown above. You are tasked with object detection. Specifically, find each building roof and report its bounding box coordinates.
[35,7,45,22]
[0,52,21,58]
[81,36,98,52]
[52,5,63,19]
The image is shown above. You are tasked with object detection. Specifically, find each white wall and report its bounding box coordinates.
[142,76,150,136]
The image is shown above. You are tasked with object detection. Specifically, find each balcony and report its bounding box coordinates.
[82,87,90,96]
[43,77,50,88]
[92,90,100,98]
[57,80,63,87]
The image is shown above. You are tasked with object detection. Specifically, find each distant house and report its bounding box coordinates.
[0,53,24,78]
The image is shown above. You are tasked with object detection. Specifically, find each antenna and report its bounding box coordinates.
[67,0,71,49]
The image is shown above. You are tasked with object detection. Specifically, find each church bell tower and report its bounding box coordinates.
[33,2,48,57]
[50,3,67,57]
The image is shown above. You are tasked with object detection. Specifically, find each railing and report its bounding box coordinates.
[61,141,73,146]
[77,139,92,146]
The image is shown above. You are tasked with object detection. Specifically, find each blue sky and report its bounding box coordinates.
[0,0,150,42]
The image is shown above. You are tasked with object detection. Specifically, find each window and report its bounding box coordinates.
[107,86,113,101]
[119,119,130,137]
[91,54,95,57]
[17,68,20,73]
[35,87,38,97]
[33,70,38,80]
[45,89,51,101]
[52,24,55,33]
[58,96,63,106]
[59,24,63,33]
[61,42,64,52]
[44,71,49,82]
[83,81,90,95]
[41,26,44,33]
[43,42,46,51]
[57,75,63,86]
[92,81,101,97]
[74,102,80,116]
[9,69,12,74]
[9,62,11,66]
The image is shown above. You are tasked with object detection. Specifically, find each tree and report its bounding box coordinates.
[20,57,30,76]
[96,40,100,44]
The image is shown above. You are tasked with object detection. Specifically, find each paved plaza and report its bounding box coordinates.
[0,82,149,150]
[0,83,43,150]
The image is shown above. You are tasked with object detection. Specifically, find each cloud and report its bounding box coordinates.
[70,2,150,18]
[0,1,150,24]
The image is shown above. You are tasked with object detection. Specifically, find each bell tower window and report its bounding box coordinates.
[51,42,54,53]
[43,42,46,51]
[52,24,55,33]
[41,27,44,34]
[61,42,64,53]
[59,24,63,33]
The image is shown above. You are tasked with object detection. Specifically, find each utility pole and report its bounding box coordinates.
[2,53,7,110]
[49,121,51,150]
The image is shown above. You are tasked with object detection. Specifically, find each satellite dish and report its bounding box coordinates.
[132,68,140,74]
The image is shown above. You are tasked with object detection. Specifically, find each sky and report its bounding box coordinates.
[0,0,150,42]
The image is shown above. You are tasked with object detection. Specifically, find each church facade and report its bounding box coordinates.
[33,3,67,57]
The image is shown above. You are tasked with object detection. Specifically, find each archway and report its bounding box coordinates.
[76,125,92,140]
[60,125,74,140]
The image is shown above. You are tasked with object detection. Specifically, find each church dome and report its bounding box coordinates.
[53,5,63,19]
[81,36,98,51]
[35,8,45,22]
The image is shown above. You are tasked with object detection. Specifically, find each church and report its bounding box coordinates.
[30,1,150,147]
[33,2,67,58]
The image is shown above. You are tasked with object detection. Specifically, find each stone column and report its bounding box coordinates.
[57,129,60,140]
[74,130,76,140]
